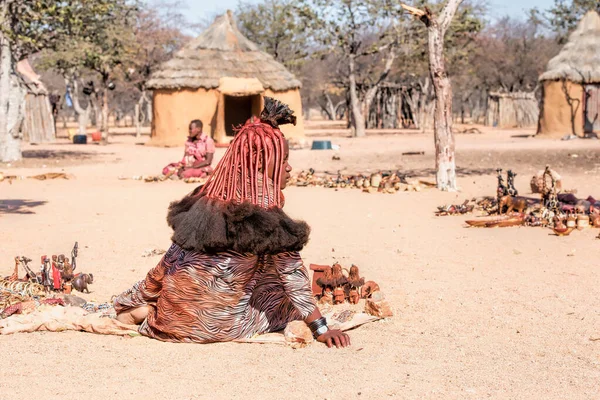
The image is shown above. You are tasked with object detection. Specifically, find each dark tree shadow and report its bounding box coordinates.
[319,167,497,178]
[0,199,48,215]
[398,167,497,179]
[22,149,104,160]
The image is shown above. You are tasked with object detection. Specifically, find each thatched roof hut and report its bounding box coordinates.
[146,11,304,146]
[538,11,600,137]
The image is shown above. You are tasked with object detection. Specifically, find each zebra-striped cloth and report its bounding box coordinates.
[114,243,316,343]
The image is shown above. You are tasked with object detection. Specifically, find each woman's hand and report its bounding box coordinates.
[316,329,351,348]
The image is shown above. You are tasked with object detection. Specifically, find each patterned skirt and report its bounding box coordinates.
[113,244,315,343]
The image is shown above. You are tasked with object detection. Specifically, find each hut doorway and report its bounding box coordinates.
[224,94,262,136]
[584,85,600,133]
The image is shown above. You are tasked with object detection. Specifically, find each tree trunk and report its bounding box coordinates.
[0,17,22,162]
[402,0,461,191]
[348,55,366,137]
[89,94,99,127]
[417,78,432,132]
[67,78,90,136]
[144,91,152,125]
[429,25,457,191]
[322,92,336,121]
[135,104,141,138]
[362,50,396,126]
[101,86,109,143]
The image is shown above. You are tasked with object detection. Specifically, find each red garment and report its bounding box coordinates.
[162,134,215,176]
[51,262,62,290]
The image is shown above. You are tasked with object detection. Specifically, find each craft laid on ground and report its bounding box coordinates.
[1,242,96,309]
[310,262,392,319]
[289,169,435,193]
[0,172,73,184]
[438,165,600,238]
[0,260,388,348]
[118,175,208,185]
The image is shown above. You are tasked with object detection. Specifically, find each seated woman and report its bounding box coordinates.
[115,98,349,348]
[162,119,215,179]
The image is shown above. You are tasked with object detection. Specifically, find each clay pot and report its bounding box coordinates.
[348,289,360,305]
[577,214,590,230]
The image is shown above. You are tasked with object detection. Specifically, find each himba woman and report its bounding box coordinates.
[114,98,350,348]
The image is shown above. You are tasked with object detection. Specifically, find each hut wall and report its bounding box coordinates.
[150,88,304,146]
[537,80,585,137]
[149,88,219,147]
[263,89,304,139]
[22,93,55,143]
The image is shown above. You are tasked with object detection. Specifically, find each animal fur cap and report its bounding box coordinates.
[167,188,310,255]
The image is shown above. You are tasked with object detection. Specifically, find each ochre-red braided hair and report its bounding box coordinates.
[200,97,296,209]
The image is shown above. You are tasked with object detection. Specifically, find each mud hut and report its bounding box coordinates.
[538,11,600,137]
[16,59,55,143]
[486,92,539,128]
[146,11,304,146]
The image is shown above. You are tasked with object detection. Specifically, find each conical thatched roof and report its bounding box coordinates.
[146,11,301,91]
[540,11,600,83]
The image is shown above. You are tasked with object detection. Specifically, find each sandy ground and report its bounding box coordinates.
[1,127,600,399]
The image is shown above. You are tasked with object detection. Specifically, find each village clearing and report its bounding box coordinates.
[1,127,600,399]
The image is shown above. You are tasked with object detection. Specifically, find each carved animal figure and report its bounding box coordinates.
[506,170,518,196]
[499,195,527,214]
[496,168,508,198]
[72,273,93,293]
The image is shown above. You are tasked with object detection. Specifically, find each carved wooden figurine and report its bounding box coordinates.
[316,265,334,305]
[72,273,93,293]
[331,263,347,305]
[506,170,518,196]
[499,195,527,214]
[346,265,365,304]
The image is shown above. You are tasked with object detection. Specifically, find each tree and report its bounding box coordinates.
[542,0,599,43]
[126,1,190,137]
[0,0,66,162]
[401,0,464,191]
[236,0,317,72]
[379,0,483,130]
[300,0,403,137]
[469,16,559,93]
[43,0,138,143]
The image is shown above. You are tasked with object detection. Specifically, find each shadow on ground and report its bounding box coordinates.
[0,199,48,215]
[22,149,106,160]
[399,167,497,178]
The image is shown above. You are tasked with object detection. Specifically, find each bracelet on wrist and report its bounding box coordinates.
[308,317,329,338]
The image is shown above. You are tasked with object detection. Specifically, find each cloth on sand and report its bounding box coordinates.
[0,305,138,336]
[0,303,380,346]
